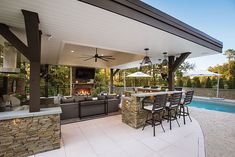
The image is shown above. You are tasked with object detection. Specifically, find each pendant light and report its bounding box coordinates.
[141,48,152,66]
[162,52,168,66]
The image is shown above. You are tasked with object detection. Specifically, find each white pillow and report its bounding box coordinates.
[54,94,62,104]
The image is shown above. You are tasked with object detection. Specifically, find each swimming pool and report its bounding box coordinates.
[190,99,235,113]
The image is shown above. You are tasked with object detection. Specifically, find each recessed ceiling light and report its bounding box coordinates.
[70,50,74,53]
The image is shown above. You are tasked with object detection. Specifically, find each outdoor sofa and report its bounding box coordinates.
[60,95,120,120]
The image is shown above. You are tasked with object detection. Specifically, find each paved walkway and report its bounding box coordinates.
[190,107,235,157]
[33,115,205,157]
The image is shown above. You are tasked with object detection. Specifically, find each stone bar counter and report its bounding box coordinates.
[0,107,62,157]
[122,91,182,129]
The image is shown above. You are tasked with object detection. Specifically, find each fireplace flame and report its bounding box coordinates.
[78,88,91,95]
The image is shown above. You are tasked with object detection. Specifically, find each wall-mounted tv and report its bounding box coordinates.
[75,67,95,80]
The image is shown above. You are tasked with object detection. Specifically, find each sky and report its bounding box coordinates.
[142,0,235,70]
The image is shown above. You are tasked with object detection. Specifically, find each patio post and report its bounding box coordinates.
[22,10,41,112]
[109,68,120,94]
[168,56,175,91]
[168,52,191,90]
[44,64,49,97]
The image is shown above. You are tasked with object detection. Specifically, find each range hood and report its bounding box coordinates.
[0,43,20,73]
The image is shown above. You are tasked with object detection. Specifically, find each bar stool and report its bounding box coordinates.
[179,90,194,124]
[164,92,182,130]
[142,94,167,136]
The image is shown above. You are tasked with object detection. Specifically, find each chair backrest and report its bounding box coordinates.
[153,94,167,110]
[142,96,154,109]
[142,94,167,111]
[184,90,194,105]
[169,92,182,108]
[175,87,183,91]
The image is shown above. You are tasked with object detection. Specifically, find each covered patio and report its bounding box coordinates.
[0,0,222,157]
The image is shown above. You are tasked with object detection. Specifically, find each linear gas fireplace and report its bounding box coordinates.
[77,88,91,95]
[72,83,94,95]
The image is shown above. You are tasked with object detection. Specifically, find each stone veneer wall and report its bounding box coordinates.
[183,87,235,100]
[122,96,148,128]
[0,114,61,157]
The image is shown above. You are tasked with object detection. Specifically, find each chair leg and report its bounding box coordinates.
[183,106,186,125]
[167,109,170,123]
[160,121,165,132]
[179,106,182,118]
[142,112,149,131]
[176,117,180,127]
[160,111,165,132]
[152,114,155,136]
[169,110,172,130]
[175,109,180,127]
[186,106,192,122]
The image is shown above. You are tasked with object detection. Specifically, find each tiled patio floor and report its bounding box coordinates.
[33,115,205,157]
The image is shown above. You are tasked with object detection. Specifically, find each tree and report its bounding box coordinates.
[94,69,109,94]
[176,61,195,88]
[205,77,212,88]
[224,49,235,61]
[47,65,70,95]
[176,78,184,87]
[176,62,195,78]
[186,78,192,87]
[193,77,201,88]
[219,78,224,89]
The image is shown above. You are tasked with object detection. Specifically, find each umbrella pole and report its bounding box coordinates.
[216,76,220,98]
[124,71,126,91]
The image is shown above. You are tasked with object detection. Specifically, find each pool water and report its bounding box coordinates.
[190,100,235,114]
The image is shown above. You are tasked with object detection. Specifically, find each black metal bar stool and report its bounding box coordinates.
[179,90,194,124]
[142,94,167,136]
[164,92,182,130]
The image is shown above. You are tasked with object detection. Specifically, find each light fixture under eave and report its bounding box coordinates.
[162,52,168,66]
[141,48,152,66]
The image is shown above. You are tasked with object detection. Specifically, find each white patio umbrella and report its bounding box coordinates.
[126,71,151,87]
[126,71,151,78]
[183,70,222,98]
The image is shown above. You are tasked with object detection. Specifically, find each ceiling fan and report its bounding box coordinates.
[81,48,115,62]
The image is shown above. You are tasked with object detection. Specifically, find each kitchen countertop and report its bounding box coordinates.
[0,107,62,121]
[131,91,183,97]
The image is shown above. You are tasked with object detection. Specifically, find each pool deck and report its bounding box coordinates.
[190,107,235,157]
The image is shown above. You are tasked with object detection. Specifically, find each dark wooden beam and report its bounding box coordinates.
[0,23,30,60]
[109,69,120,94]
[44,64,49,97]
[29,61,41,112]
[22,10,40,62]
[22,9,41,112]
[113,69,120,76]
[168,56,175,91]
[110,69,114,94]
[171,52,191,72]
